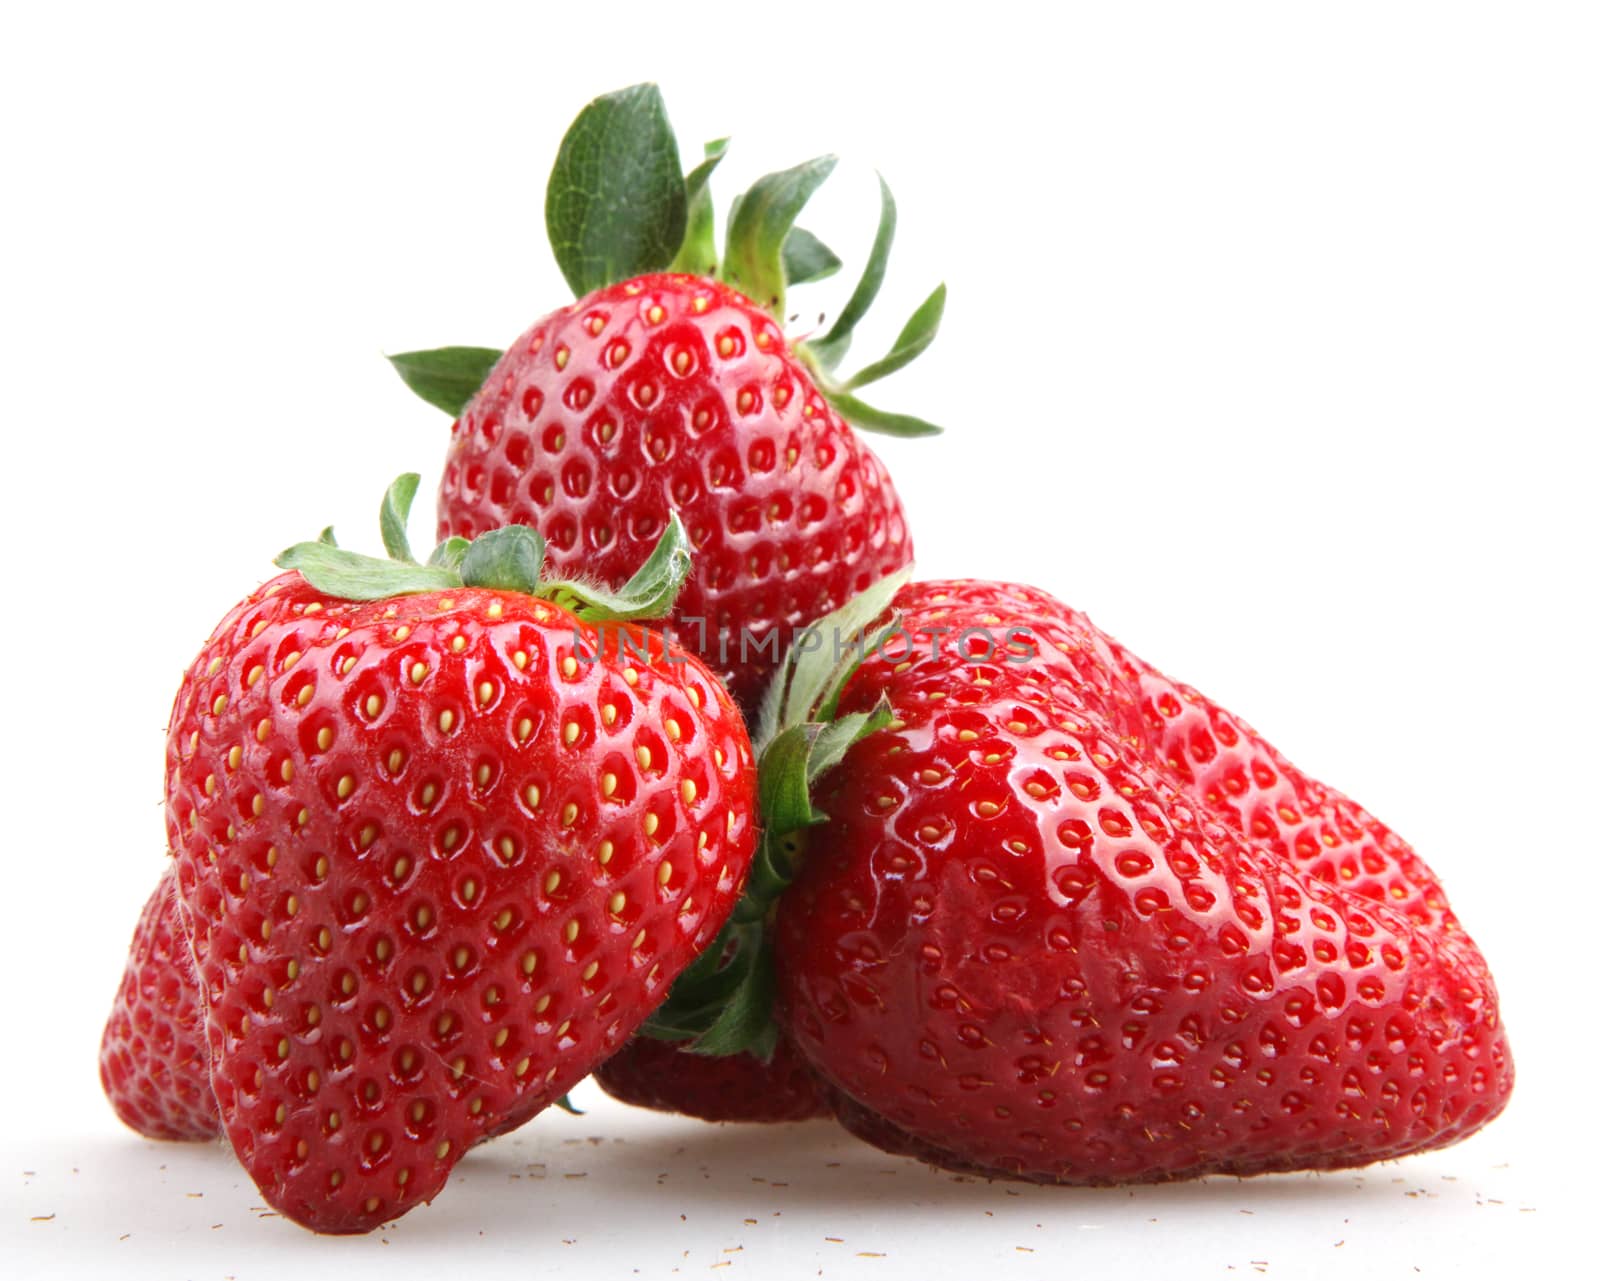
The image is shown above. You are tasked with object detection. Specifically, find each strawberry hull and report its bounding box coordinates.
[775,581,1512,1183]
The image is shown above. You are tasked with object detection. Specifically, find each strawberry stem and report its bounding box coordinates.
[669,138,729,276]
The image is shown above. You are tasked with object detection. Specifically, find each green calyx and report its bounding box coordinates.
[275,473,692,623]
[544,82,687,298]
[386,348,502,418]
[638,567,913,1060]
[389,82,945,438]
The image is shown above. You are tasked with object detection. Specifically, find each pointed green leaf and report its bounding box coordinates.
[843,283,946,390]
[317,526,337,547]
[756,566,913,751]
[275,543,460,600]
[379,473,420,563]
[458,526,546,595]
[734,702,893,927]
[638,968,747,1039]
[804,174,896,371]
[669,921,738,994]
[807,699,895,783]
[428,536,470,570]
[638,920,759,1042]
[688,939,778,1060]
[757,724,827,834]
[826,389,943,438]
[813,616,900,723]
[721,155,837,316]
[541,513,691,622]
[387,347,502,417]
[669,140,729,275]
[553,1094,584,1116]
[545,83,687,296]
[613,510,692,605]
[782,227,841,287]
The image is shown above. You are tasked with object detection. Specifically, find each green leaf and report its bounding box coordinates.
[638,920,755,1041]
[545,83,687,296]
[387,347,502,417]
[668,920,739,994]
[782,227,841,287]
[613,510,693,606]
[757,725,827,834]
[553,1094,584,1116]
[317,526,337,546]
[427,536,470,571]
[275,542,460,600]
[734,703,892,926]
[458,526,546,595]
[721,155,837,316]
[804,174,896,371]
[826,389,943,438]
[843,283,946,390]
[669,139,729,275]
[756,566,913,752]
[379,473,420,563]
[689,939,778,1060]
[807,699,894,783]
[541,513,691,622]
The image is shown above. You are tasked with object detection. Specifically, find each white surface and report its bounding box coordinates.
[0,2,1593,1277]
[0,1085,1555,1280]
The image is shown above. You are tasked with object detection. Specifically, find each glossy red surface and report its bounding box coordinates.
[776,581,1512,1183]
[594,1033,831,1124]
[165,572,758,1231]
[99,870,219,1142]
[436,274,912,710]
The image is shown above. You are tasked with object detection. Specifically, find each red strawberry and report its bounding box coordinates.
[163,480,758,1232]
[100,868,219,1141]
[434,273,914,711]
[698,578,1510,1183]
[390,83,945,711]
[592,1034,829,1124]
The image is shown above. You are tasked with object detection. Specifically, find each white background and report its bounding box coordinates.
[1,2,1594,1277]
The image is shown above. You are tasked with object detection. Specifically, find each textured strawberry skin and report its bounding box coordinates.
[165,572,758,1232]
[593,1034,830,1124]
[776,581,1512,1183]
[100,869,219,1142]
[436,273,912,710]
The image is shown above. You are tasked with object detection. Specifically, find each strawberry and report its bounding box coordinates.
[592,1034,828,1124]
[100,868,219,1141]
[673,578,1513,1183]
[163,478,758,1232]
[430,273,915,714]
[389,83,945,711]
